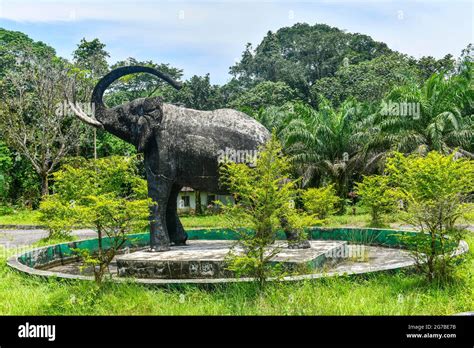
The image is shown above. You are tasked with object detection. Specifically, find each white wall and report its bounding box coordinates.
[177,191,234,210]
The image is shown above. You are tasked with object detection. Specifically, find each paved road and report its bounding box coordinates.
[0,229,97,249]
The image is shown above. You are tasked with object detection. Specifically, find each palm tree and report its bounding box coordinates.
[369,68,473,157]
[285,99,366,212]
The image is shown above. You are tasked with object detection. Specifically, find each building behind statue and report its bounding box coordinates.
[177,187,234,214]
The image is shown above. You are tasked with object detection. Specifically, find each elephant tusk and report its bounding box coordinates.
[68,101,104,129]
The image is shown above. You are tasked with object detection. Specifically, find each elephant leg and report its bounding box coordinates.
[148,175,173,251]
[166,184,188,246]
[144,150,172,252]
[280,217,311,249]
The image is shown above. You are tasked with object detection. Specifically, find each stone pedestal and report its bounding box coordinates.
[116,240,348,279]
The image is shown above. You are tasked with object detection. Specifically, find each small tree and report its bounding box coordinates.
[74,195,149,283]
[302,184,340,220]
[219,134,315,288]
[354,175,397,227]
[0,52,82,196]
[386,151,474,281]
[39,156,150,283]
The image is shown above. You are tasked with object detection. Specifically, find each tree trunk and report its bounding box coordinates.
[94,128,97,160]
[335,178,347,215]
[40,173,49,196]
[195,190,202,215]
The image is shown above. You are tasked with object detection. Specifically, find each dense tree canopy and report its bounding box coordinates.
[230,81,299,111]
[106,58,183,106]
[0,23,472,211]
[0,28,55,78]
[229,23,392,101]
[311,54,419,106]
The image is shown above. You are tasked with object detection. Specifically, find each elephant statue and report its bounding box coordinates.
[72,66,307,251]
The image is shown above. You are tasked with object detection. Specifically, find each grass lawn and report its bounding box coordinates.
[0,209,41,225]
[0,210,234,229]
[1,204,473,229]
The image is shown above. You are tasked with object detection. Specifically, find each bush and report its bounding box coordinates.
[219,133,316,287]
[354,175,398,227]
[38,198,78,239]
[302,184,340,220]
[386,151,474,282]
[39,156,150,283]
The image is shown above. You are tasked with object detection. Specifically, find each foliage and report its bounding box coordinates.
[0,28,56,78]
[302,184,340,220]
[173,74,224,110]
[39,156,150,282]
[95,131,137,157]
[7,155,41,208]
[252,103,296,139]
[311,54,418,106]
[230,23,391,100]
[73,38,110,77]
[386,151,474,281]
[0,50,81,195]
[219,134,315,287]
[106,58,183,106]
[230,81,299,111]
[414,54,455,81]
[285,99,367,212]
[354,175,397,227]
[0,141,13,201]
[368,66,474,157]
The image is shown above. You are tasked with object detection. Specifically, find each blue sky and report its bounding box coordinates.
[0,0,472,85]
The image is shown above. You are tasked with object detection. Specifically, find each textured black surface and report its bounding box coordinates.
[90,66,270,250]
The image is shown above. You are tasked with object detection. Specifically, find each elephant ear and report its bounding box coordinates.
[137,116,153,152]
[135,97,164,152]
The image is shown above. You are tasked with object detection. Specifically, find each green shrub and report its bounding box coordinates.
[386,151,474,282]
[302,184,340,220]
[38,198,78,239]
[354,175,398,227]
[219,133,316,287]
[39,156,150,283]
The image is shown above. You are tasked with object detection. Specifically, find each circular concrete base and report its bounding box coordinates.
[6,228,469,285]
[37,243,418,284]
[115,240,348,279]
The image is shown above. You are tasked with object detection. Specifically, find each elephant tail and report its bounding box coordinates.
[91,66,182,109]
